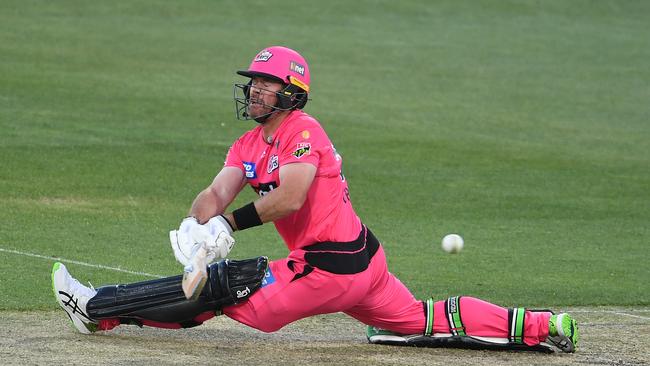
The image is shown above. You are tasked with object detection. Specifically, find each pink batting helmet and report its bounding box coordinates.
[237,46,310,93]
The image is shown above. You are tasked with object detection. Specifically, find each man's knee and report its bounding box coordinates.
[224,303,286,333]
[252,320,284,333]
[224,296,294,333]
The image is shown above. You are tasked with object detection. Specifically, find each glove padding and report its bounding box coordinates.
[170,216,235,266]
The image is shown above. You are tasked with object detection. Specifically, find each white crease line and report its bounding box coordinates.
[570,309,650,312]
[0,247,164,278]
[610,312,650,321]
[560,309,650,321]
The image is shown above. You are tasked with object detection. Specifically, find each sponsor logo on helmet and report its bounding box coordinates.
[290,61,305,76]
[254,50,273,62]
[292,142,311,159]
[243,161,257,178]
[267,154,279,173]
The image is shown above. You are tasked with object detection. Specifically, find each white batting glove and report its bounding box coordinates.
[203,215,234,236]
[170,229,193,266]
[203,215,235,258]
[169,216,235,266]
[178,216,201,234]
[190,216,235,259]
[170,217,202,266]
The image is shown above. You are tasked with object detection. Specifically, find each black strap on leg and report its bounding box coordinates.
[423,298,434,336]
[508,307,526,344]
[444,296,466,336]
[87,256,268,326]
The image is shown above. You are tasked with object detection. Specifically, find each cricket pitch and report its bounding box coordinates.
[1,307,648,365]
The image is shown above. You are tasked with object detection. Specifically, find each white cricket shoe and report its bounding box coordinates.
[51,262,98,334]
[546,313,579,353]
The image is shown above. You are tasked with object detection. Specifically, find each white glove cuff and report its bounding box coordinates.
[207,215,234,235]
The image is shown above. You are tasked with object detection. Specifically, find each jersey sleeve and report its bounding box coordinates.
[224,138,244,172]
[278,122,328,168]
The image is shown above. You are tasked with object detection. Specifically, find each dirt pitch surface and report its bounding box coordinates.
[1,307,648,366]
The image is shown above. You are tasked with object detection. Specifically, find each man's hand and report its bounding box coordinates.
[176,216,235,300]
[170,217,201,266]
[179,216,201,234]
[169,216,235,266]
[195,216,235,259]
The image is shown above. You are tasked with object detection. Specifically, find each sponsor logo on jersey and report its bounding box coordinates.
[290,61,305,76]
[243,161,257,179]
[267,154,279,173]
[292,142,311,159]
[254,181,277,196]
[254,50,273,62]
[301,130,310,139]
[261,268,276,288]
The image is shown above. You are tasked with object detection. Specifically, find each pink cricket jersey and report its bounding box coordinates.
[224,110,362,250]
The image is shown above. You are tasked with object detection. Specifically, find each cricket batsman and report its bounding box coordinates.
[52,46,578,353]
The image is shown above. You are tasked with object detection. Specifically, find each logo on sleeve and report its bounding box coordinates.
[331,144,341,161]
[243,161,257,179]
[267,154,279,173]
[292,143,311,159]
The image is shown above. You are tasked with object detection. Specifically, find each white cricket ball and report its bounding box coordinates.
[441,234,464,254]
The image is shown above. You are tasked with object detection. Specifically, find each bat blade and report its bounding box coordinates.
[182,245,208,300]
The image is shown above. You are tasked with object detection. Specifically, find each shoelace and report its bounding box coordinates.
[67,274,97,298]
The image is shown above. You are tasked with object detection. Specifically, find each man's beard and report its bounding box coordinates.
[247,99,276,124]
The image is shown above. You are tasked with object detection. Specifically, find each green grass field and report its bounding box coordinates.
[1,0,648,315]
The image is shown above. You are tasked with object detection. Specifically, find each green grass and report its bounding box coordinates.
[1,0,648,310]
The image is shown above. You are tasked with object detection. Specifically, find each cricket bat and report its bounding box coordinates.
[182,245,209,300]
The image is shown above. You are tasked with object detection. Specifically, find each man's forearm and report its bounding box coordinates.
[189,189,226,224]
[185,168,246,225]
